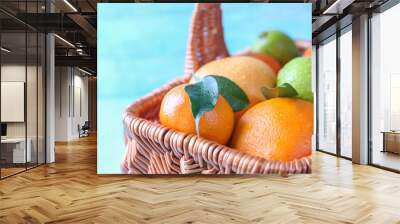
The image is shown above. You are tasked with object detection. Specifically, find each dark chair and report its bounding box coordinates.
[79,121,90,138]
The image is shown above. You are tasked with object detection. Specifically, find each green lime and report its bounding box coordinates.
[252,30,299,65]
[277,57,313,102]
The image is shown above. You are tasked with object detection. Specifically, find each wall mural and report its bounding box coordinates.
[97,3,313,175]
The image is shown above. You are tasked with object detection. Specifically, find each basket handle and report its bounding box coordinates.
[184,3,229,77]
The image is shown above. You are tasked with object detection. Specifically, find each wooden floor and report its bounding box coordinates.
[1,135,400,224]
[1,163,41,178]
[1,167,26,178]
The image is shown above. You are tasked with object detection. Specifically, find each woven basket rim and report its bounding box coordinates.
[123,75,312,175]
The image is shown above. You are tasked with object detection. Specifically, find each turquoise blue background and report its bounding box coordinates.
[98,3,311,174]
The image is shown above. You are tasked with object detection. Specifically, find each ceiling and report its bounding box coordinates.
[0,0,394,74]
[311,0,390,43]
[0,0,98,74]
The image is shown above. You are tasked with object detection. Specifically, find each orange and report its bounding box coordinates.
[193,56,276,120]
[159,84,234,145]
[245,52,281,74]
[231,98,313,161]
[303,47,312,57]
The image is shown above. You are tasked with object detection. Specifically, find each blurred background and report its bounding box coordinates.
[97,3,311,174]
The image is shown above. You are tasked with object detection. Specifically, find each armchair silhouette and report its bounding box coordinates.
[79,121,90,138]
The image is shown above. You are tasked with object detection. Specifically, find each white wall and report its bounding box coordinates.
[1,65,41,137]
[54,67,89,141]
[1,65,26,138]
[1,63,46,164]
[72,73,89,138]
[55,66,69,141]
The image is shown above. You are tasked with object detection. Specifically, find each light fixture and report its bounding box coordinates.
[78,67,93,76]
[76,48,86,55]
[322,0,354,15]
[54,34,75,48]
[1,47,11,53]
[63,0,78,12]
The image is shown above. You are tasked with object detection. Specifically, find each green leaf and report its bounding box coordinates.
[184,77,219,135]
[261,83,298,100]
[184,75,249,137]
[208,75,249,112]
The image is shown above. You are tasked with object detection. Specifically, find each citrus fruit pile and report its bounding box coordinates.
[159,30,313,162]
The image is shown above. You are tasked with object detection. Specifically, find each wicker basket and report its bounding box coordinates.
[121,3,312,175]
